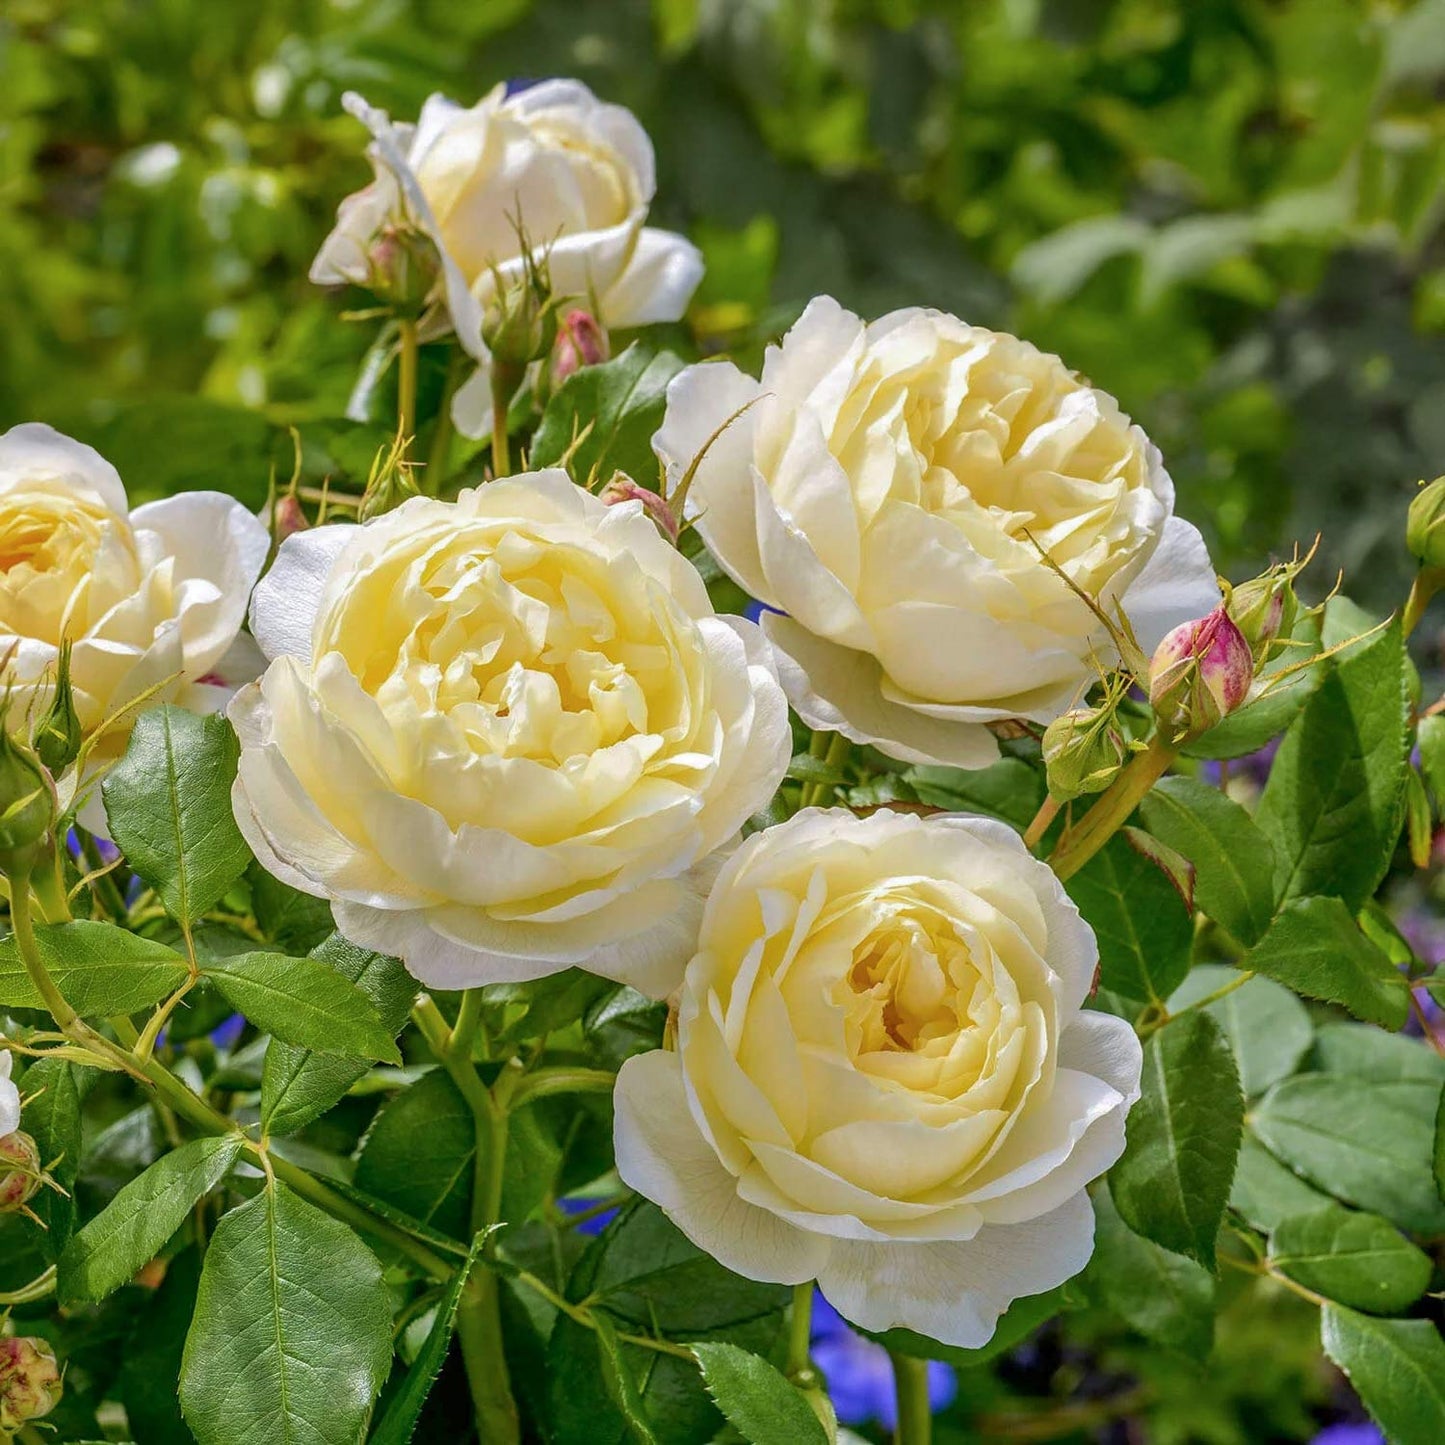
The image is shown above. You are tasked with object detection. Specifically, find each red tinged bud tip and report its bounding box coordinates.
[1148,605,1253,743]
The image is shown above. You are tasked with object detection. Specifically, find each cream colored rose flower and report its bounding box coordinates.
[0,1052,19,1139]
[313,82,703,435]
[230,472,790,996]
[654,297,1220,768]
[614,807,1142,1347]
[0,424,268,767]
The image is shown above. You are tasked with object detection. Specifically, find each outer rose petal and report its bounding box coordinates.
[248,525,356,663]
[1120,516,1222,655]
[601,227,705,328]
[762,614,999,770]
[129,492,270,678]
[0,1051,20,1138]
[0,423,128,515]
[614,1049,830,1284]
[815,1192,1097,1348]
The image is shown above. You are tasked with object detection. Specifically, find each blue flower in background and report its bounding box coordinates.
[558,1196,619,1237]
[1310,1424,1384,1445]
[209,1013,247,1051]
[810,1294,956,1429]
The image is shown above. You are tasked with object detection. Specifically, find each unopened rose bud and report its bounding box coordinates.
[270,491,310,544]
[0,715,55,878]
[482,247,559,368]
[1227,569,1297,663]
[599,473,680,544]
[366,222,440,317]
[1042,705,1131,802]
[0,1334,62,1430]
[1148,605,1253,743]
[32,640,82,776]
[359,434,420,523]
[550,309,609,389]
[0,1131,42,1214]
[1408,476,1445,570]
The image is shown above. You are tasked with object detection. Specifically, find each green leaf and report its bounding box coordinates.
[370,1235,484,1445]
[1241,897,1409,1030]
[1270,1204,1432,1314]
[354,1069,475,1240]
[901,759,1045,830]
[1321,1306,1445,1445]
[691,1342,829,1445]
[248,862,335,955]
[59,1135,243,1304]
[1137,776,1278,946]
[530,343,683,485]
[202,950,401,1063]
[17,1055,84,1257]
[593,1313,663,1445]
[0,920,188,1016]
[119,1247,202,1445]
[1314,1021,1445,1084]
[1167,966,1312,1098]
[1251,1076,1445,1233]
[547,1201,788,1445]
[179,1182,393,1445]
[1066,834,1193,1005]
[1084,1187,1215,1355]
[1416,711,1445,810]
[1229,1135,1330,1232]
[1109,1011,1243,1268]
[102,705,253,924]
[261,935,415,1136]
[861,1285,1074,1368]
[1255,619,1408,911]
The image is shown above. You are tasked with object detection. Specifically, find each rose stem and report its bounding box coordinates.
[890,1352,933,1445]
[396,318,419,455]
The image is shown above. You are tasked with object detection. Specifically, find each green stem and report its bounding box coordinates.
[510,1066,616,1108]
[786,1282,814,1381]
[891,1352,933,1445]
[397,319,419,452]
[424,345,463,494]
[10,881,76,1029]
[448,987,487,1064]
[490,362,521,478]
[800,731,851,809]
[1048,735,1176,882]
[1142,969,1257,1037]
[1404,567,1445,641]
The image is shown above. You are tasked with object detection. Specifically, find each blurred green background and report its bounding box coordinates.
[3,2,1441,1439]
[7,0,1445,622]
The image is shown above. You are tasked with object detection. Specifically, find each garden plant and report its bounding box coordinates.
[2,34,1445,1445]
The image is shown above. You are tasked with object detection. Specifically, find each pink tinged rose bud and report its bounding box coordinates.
[599,473,680,544]
[271,492,309,543]
[1148,605,1253,742]
[551,308,609,388]
[0,1335,62,1430]
[0,1132,42,1213]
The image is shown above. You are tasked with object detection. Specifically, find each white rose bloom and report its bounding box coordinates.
[614,807,1142,1348]
[654,297,1221,769]
[0,424,269,769]
[0,1052,19,1138]
[230,472,790,997]
[313,82,704,436]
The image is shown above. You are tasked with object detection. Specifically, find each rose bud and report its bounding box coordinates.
[32,640,83,776]
[0,716,56,878]
[269,491,310,544]
[481,248,559,369]
[0,1131,42,1214]
[365,221,441,317]
[1148,605,1253,743]
[1042,704,1131,802]
[550,308,609,389]
[598,473,680,544]
[1408,476,1445,570]
[0,1335,62,1430]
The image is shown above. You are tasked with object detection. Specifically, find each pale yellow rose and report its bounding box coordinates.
[654,297,1220,768]
[313,82,703,436]
[614,807,1141,1347]
[230,472,790,996]
[0,424,268,777]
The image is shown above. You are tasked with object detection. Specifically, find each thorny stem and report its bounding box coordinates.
[1048,736,1176,882]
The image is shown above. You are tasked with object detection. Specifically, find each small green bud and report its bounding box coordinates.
[1408,476,1445,569]
[366,222,441,317]
[358,431,420,523]
[0,715,55,877]
[32,640,83,775]
[481,246,560,368]
[0,1333,62,1431]
[1042,704,1132,802]
[1226,571,1297,662]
